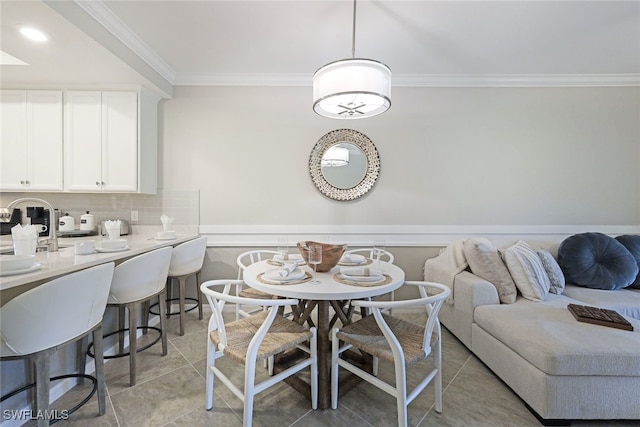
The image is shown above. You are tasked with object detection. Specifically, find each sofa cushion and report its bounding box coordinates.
[464,238,517,304]
[615,235,640,289]
[537,249,565,294]
[562,284,640,320]
[503,241,551,302]
[473,294,640,376]
[558,232,639,290]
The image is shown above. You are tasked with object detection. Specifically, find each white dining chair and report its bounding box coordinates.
[0,263,115,427]
[345,247,396,314]
[200,279,318,427]
[345,247,395,264]
[330,281,451,427]
[235,250,282,319]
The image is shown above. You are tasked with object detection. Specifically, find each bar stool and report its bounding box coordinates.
[91,247,172,386]
[0,263,115,427]
[164,236,208,336]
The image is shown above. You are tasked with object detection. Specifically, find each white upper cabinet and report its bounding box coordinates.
[64,91,138,192]
[0,90,63,191]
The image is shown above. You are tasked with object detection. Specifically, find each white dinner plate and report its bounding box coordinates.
[0,263,42,277]
[340,273,384,283]
[265,267,306,281]
[95,245,130,253]
[339,254,367,265]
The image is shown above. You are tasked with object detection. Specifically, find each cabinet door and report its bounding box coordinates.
[27,91,63,190]
[0,90,28,190]
[64,91,103,191]
[101,91,138,192]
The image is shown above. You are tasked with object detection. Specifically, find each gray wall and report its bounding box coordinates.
[159,85,640,229]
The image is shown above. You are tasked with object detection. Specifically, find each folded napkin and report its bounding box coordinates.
[340,267,382,277]
[11,224,38,239]
[160,214,174,231]
[274,263,298,278]
[104,220,121,239]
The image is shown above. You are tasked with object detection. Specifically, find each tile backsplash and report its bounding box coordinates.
[0,189,199,227]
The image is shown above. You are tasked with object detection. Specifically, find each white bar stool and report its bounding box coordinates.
[0,263,115,427]
[90,247,172,386]
[163,236,208,336]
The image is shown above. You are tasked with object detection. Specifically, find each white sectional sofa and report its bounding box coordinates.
[426,239,640,424]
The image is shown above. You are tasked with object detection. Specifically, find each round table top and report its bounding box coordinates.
[242,260,405,301]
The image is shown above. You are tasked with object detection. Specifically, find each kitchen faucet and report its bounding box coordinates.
[7,197,59,252]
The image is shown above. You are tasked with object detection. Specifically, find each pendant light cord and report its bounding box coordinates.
[351,0,357,58]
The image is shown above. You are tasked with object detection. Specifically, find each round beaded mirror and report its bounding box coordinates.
[309,129,381,201]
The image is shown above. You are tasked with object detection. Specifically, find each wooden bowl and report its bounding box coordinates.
[297,241,347,272]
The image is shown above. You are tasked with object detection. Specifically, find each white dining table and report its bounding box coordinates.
[243,259,405,409]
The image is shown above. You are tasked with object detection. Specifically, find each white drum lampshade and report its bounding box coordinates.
[321,145,350,167]
[313,58,391,119]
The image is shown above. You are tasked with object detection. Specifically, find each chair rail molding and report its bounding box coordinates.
[199,224,640,247]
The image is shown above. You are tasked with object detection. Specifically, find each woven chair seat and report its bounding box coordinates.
[239,287,275,299]
[337,313,437,365]
[210,312,312,364]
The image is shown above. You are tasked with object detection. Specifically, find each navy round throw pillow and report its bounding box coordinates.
[557,232,638,290]
[615,234,640,289]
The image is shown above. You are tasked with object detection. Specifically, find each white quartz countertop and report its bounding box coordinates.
[0,232,199,291]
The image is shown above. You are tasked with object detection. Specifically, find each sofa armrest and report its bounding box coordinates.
[439,270,500,349]
[453,270,501,312]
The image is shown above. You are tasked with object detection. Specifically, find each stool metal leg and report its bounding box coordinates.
[118,306,126,354]
[33,349,51,427]
[77,335,88,385]
[196,271,203,320]
[127,303,138,386]
[158,290,168,355]
[93,324,107,415]
[178,276,186,336]
[165,277,173,317]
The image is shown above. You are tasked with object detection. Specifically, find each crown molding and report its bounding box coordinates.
[174,72,640,88]
[74,0,176,84]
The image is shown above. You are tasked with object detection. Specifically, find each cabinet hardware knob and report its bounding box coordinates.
[96,181,100,186]
[101,181,105,186]
[20,180,25,184]
[25,180,30,184]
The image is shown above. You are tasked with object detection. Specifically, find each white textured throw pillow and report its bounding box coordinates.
[536,249,565,294]
[504,241,551,301]
[463,238,517,304]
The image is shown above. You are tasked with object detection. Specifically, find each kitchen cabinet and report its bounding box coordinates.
[64,91,138,192]
[0,90,63,191]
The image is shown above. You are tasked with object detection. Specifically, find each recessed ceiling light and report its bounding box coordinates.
[20,27,48,42]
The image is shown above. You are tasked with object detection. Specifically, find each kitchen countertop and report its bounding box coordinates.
[0,231,200,299]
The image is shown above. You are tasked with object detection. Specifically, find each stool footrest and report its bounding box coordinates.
[0,374,98,424]
[149,298,199,316]
[87,326,162,359]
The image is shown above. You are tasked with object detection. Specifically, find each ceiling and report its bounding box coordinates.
[1,0,639,98]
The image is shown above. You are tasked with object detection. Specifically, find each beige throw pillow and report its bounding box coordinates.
[463,238,517,304]
[504,241,551,302]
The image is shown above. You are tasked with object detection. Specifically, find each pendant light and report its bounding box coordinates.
[321,145,350,167]
[313,0,391,119]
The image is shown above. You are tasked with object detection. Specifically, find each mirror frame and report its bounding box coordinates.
[309,129,381,201]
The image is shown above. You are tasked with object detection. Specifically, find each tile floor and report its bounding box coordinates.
[14,308,640,427]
